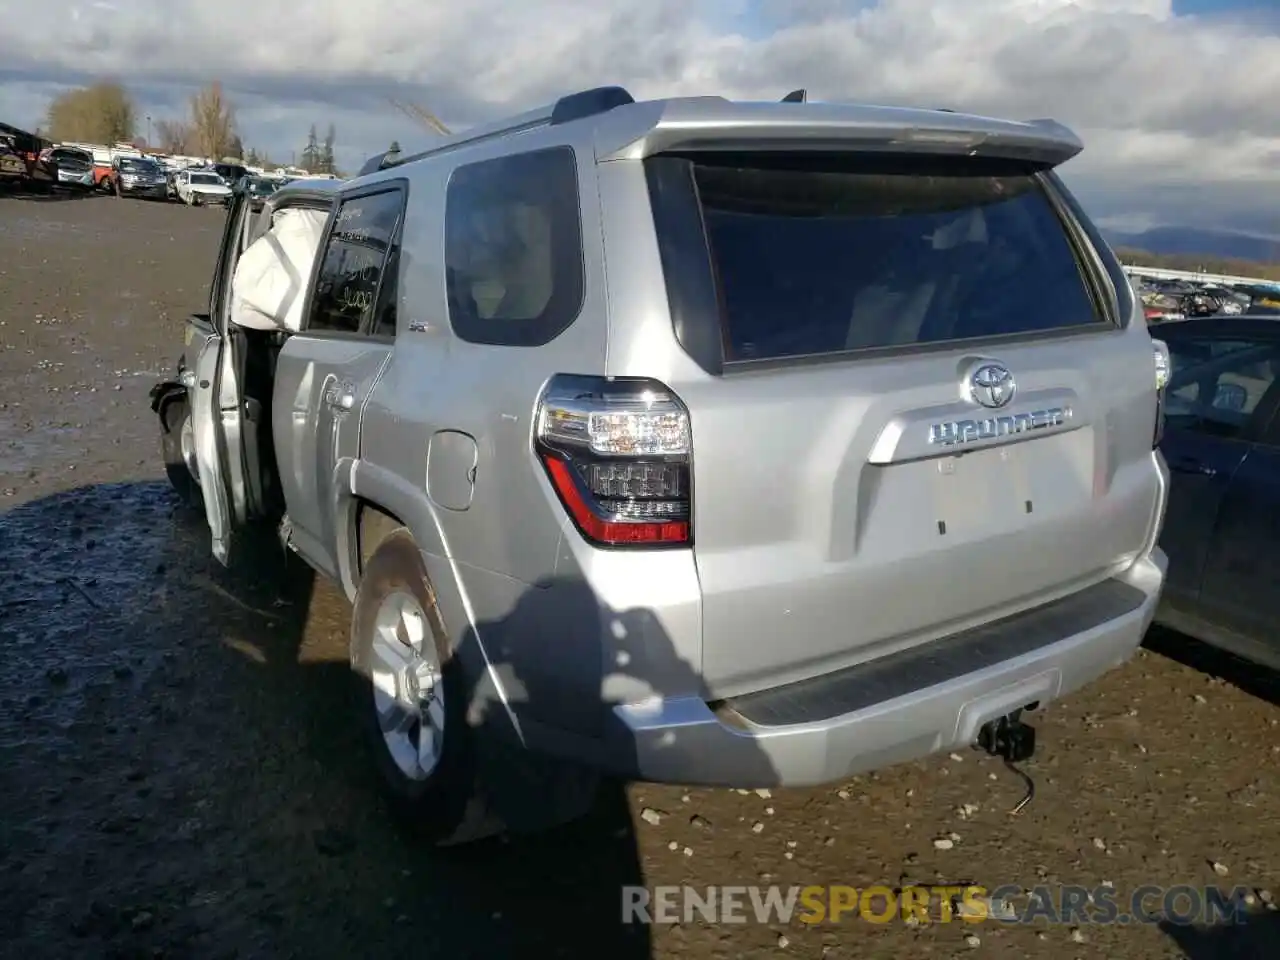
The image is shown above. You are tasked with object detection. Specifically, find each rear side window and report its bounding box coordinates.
[309,186,405,335]
[444,146,585,346]
[654,155,1107,364]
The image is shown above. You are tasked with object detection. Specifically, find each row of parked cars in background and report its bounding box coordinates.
[53,148,287,207]
[1137,274,1280,322]
[5,137,322,209]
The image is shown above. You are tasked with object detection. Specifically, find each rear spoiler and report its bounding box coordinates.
[595,100,1084,167]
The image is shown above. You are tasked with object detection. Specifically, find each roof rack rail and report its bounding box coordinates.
[550,86,635,125]
[781,89,807,103]
[358,149,397,177]
[355,84,636,178]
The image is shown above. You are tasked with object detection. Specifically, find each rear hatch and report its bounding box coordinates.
[635,135,1161,698]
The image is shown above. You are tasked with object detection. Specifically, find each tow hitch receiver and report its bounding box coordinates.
[977,709,1036,763]
[977,709,1037,815]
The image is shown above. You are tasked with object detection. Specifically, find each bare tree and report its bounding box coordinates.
[154,119,193,154]
[189,81,237,159]
[46,81,136,143]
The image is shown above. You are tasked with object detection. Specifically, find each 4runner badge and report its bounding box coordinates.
[928,407,1073,447]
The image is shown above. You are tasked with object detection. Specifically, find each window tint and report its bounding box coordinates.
[669,155,1105,363]
[444,146,584,346]
[1165,337,1280,440]
[309,187,405,335]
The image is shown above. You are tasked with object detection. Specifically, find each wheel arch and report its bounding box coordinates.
[338,460,450,597]
[343,485,528,759]
[356,499,405,575]
[149,381,188,433]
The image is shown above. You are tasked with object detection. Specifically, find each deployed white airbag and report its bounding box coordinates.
[229,207,329,332]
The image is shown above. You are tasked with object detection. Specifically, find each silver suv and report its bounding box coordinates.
[150,86,1170,844]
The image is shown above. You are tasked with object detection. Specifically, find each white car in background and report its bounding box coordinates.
[174,169,232,207]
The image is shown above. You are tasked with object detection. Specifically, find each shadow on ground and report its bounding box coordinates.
[0,480,767,959]
[1161,909,1280,960]
[1144,625,1280,707]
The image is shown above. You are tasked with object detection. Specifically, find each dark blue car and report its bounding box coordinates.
[1156,315,1280,670]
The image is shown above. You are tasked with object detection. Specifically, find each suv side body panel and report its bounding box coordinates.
[357,126,622,736]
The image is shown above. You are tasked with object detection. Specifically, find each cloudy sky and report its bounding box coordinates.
[1,0,1277,235]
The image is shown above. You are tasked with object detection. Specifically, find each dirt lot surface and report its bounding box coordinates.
[1,190,1277,960]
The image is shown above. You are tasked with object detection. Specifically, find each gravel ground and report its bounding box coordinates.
[1,189,1277,960]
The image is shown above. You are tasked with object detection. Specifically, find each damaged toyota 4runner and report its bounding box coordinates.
[151,86,1170,845]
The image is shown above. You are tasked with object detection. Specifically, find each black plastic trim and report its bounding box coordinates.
[550,86,635,126]
[723,577,1146,727]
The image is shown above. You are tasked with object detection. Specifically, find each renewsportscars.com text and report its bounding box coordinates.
[622,884,1254,926]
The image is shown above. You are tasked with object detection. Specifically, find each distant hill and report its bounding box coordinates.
[1105,226,1280,265]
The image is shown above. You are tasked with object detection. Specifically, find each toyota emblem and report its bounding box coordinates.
[965,362,1016,409]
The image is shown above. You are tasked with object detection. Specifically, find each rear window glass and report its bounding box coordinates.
[686,158,1105,362]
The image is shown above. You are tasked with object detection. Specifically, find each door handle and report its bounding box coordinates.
[1168,457,1216,477]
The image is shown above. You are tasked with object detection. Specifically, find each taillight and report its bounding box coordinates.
[535,374,692,548]
[1152,338,1170,448]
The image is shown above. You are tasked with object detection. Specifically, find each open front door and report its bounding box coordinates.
[190,193,257,565]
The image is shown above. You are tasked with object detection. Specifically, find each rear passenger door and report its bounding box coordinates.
[1158,331,1280,601]
[273,182,405,577]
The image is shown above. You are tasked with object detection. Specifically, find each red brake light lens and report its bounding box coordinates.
[535,375,692,548]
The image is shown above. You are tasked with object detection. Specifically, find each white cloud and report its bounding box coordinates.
[1,0,1277,232]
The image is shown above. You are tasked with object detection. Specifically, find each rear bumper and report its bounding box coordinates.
[514,550,1165,788]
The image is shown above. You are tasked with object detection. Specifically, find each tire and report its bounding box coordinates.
[349,528,499,846]
[160,395,202,510]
